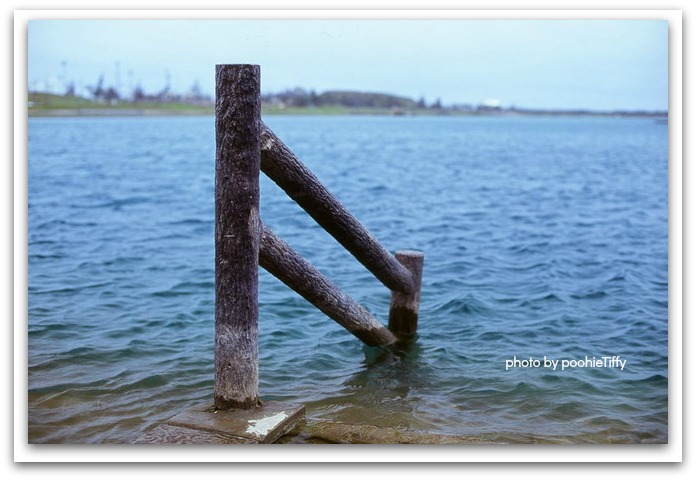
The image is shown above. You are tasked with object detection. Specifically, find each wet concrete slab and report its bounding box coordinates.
[135,401,305,444]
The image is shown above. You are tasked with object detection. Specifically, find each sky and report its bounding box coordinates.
[27,18,668,111]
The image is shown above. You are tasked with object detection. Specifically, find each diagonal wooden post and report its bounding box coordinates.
[260,126,415,295]
[259,224,397,347]
[214,64,261,410]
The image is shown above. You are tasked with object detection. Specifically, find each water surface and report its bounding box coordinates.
[28,114,668,443]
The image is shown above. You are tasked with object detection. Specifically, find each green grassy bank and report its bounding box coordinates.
[28,93,668,119]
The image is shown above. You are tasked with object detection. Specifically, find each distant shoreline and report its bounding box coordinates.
[29,108,214,117]
[28,92,667,119]
[28,107,668,119]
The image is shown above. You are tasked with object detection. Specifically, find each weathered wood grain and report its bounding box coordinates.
[259,224,396,347]
[388,250,424,337]
[260,125,416,295]
[214,64,261,410]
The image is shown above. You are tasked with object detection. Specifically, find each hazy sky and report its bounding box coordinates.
[27,19,668,110]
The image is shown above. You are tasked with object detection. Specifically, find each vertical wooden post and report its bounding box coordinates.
[388,251,424,338]
[214,64,261,410]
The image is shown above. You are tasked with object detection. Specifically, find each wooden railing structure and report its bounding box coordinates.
[214,64,424,411]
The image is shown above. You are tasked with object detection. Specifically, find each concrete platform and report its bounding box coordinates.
[135,401,305,444]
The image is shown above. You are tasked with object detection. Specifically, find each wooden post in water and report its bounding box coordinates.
[214,64,261,410]
[260,126,415,295]
[388,251,424,338]
[259,224,397,347]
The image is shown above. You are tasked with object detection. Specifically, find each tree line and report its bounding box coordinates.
[261,88,443,110]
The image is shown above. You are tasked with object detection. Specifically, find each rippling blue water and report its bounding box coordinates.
[27,114,668,443]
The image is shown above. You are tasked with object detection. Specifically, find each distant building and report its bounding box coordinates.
[480,98,502,109]
[477,98,503,112]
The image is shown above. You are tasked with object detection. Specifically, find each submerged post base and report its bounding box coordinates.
[135,401,305,444]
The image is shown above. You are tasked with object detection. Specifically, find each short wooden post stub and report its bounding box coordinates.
[388,250,424,338]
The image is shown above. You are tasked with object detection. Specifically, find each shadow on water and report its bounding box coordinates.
[359,335,431,387]
[362,335,424,367]
[305,335,440,431]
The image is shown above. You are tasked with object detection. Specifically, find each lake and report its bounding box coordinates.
[27,114,668,443]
